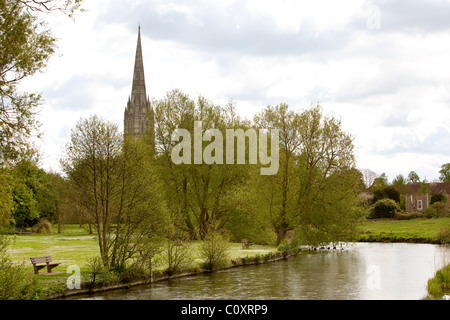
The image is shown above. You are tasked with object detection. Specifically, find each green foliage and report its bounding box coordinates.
[369,199,400,219]
[407,171,420,184]
[432,202,448,218]
[431,193,448,205]
[0,0,84,164]
[32,219,52,234]
[427,264,450,298]
[439,163,450,182]
[437,227,450,244]
[0,236,35,300]
[62,116,166,268]
[277,239,299,258]
[372,186,400,204]
[83,257,118,290]
[200,222,231,271]
[153,89,251,240]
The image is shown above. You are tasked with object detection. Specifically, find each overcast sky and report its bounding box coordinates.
[22,0,450,182]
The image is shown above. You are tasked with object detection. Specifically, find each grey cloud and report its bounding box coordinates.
[366,0,450,33]
[43,74,129,111]
[97,1,353,57]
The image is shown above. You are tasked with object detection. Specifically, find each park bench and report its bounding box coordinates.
[241,238,255,249]
[30,256,60,274]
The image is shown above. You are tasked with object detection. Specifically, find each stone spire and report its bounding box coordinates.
[131,25,147,110]
[124,26,154,146]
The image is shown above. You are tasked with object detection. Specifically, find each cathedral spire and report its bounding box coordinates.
[131,25,147,107]
[124,26,154,143]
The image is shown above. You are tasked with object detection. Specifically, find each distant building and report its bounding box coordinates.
[124,26,155,148]
[404,182,450,213]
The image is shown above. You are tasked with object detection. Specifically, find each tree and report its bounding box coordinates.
[407,171,420,184]
[0,0,84,165]
[439,163,450,182]
[251,105,361,246]
[10,159,50,228]
[251,104,302,246]
[361,169,379,190]
[0,0,84,229]
[430,192,448,205]
[62,116,165,268]
[372,186,400,204]
[392,174,406,186]
[369,199,400,219]
[153,90,249,239]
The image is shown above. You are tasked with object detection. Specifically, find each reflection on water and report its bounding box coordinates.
[75,243,450,300]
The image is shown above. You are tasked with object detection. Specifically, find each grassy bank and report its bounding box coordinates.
[5,225,278,299]
[425,264,450,300]
[357,216,450,243]
[5,217,450,299]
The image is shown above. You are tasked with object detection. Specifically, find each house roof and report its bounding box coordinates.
[403,182,450,195]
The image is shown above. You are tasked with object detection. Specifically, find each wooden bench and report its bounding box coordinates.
[241,238,255,249]
[30,256,60,274]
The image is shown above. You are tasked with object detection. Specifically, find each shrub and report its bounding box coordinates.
[432,202,448,218]
[424,206,436,219]
[397,212,423,220]
[32,219,52,234]
[0,236,35,300]
[427,264,450,298]
[430,193,448,205]
[83,257,118,290]
[277,239,299,258]
[437,227,450,244]
[200,225,230,272]
[368,199,400,219]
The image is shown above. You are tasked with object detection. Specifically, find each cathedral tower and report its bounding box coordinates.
[124,26,154,146]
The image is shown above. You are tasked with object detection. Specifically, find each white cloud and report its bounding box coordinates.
[18,0,450,181]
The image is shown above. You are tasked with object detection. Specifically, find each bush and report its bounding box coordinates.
[200,224,230,272]
[368,199,400,219]
[432,202,448,218]
[397,212,423,220]
[430,193,448,205]
[437,227,450,244]
[83,257,118,290]
[427,264,450,298]
[32,219,52,234]
[0,236,35,300]
[277,239,299,258]
[424,206,436,219]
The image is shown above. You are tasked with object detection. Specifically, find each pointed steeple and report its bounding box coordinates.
[124,26,154,146]
[131,25,147,110]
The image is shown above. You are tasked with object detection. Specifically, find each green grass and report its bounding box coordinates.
[5,225,277,298]
[358,216,450,243]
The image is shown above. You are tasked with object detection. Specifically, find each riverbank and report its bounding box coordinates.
[5,217,450,299]
[5,225,283,299]
[357,216,450,244]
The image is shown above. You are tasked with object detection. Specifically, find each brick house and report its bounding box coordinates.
[404,182,450,213]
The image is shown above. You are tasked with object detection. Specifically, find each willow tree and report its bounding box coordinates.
[294,106,362,245]
[153,89,250,239]
[61,115,165,268]
[251,105,362,246]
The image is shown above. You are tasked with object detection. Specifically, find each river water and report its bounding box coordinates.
[76,243,450,300]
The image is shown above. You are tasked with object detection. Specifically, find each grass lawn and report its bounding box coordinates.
[358,216,450,242]
[5,217,450,298]
[5,225,278,298]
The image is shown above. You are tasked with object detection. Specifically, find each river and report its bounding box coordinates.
[74,242,450,300]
